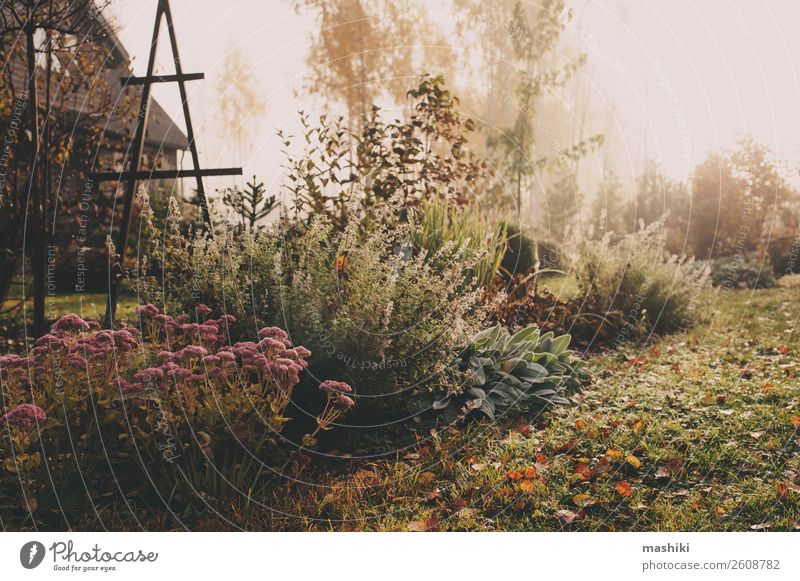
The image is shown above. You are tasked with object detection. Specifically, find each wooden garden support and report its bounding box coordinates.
[90,0,241,326]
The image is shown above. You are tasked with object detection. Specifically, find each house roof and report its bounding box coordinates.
[3,8,190,153]
[97,10,190,151]
[101,63,191,151]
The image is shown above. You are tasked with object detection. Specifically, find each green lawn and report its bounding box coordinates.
[2,292,138,323]
[256,282,800,531]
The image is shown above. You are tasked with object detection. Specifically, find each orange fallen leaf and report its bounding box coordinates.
[791,416,800,430]
[616,481,633,497]
[626,455,642,469]
[524,466,538,479]
[519,479,537,494]
[507,469,524,480]
[572,493,595,507]
[573,463,593,481]
[605,448,623,459]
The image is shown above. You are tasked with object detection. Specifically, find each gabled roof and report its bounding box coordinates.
[96,9,189,151]
[3,8,190,153]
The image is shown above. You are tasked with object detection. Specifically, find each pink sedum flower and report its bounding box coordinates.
[2,403,46,428]
[257,327,289,341]
[319,380,353,394]
[334,394,355,410]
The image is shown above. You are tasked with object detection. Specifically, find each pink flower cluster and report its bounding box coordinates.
[1,309,357,446]
[320,380,355,409]
[1,403,46,428]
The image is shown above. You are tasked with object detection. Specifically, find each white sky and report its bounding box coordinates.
[110,0,800,199]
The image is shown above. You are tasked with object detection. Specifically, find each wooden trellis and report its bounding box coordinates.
[91,0,241,325]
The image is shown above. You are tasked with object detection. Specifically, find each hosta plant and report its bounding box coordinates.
[709,256,777,289]
[431,324,587,421]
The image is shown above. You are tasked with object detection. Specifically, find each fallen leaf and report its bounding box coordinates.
[418,471,436,485]
[616,481,633,497]
[555,438,579,454]
[713,507,726,518]
[632,419,646,434]
[517,416,533,436]
[519,479,537,494]
[572,493,595,507]
[507,469,524,480]
[524,466,538,479]
[575,419,589,431]
[605,448,623,459]
[451,498,468,511]
[777,482,790,500]
[791,416,800,429]
[749,431,763,440]
[573,463,593,481]
[594,456,612,476]
[555,509,579,524]
[626,455,642,469]
[408,517,436,532]
[655,467,670,480]
[750,522,773,530]
[457,508,478,519]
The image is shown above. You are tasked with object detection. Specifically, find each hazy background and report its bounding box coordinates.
[109,0,800,213]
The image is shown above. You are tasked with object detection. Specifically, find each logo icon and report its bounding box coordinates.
[20,541,46,569]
